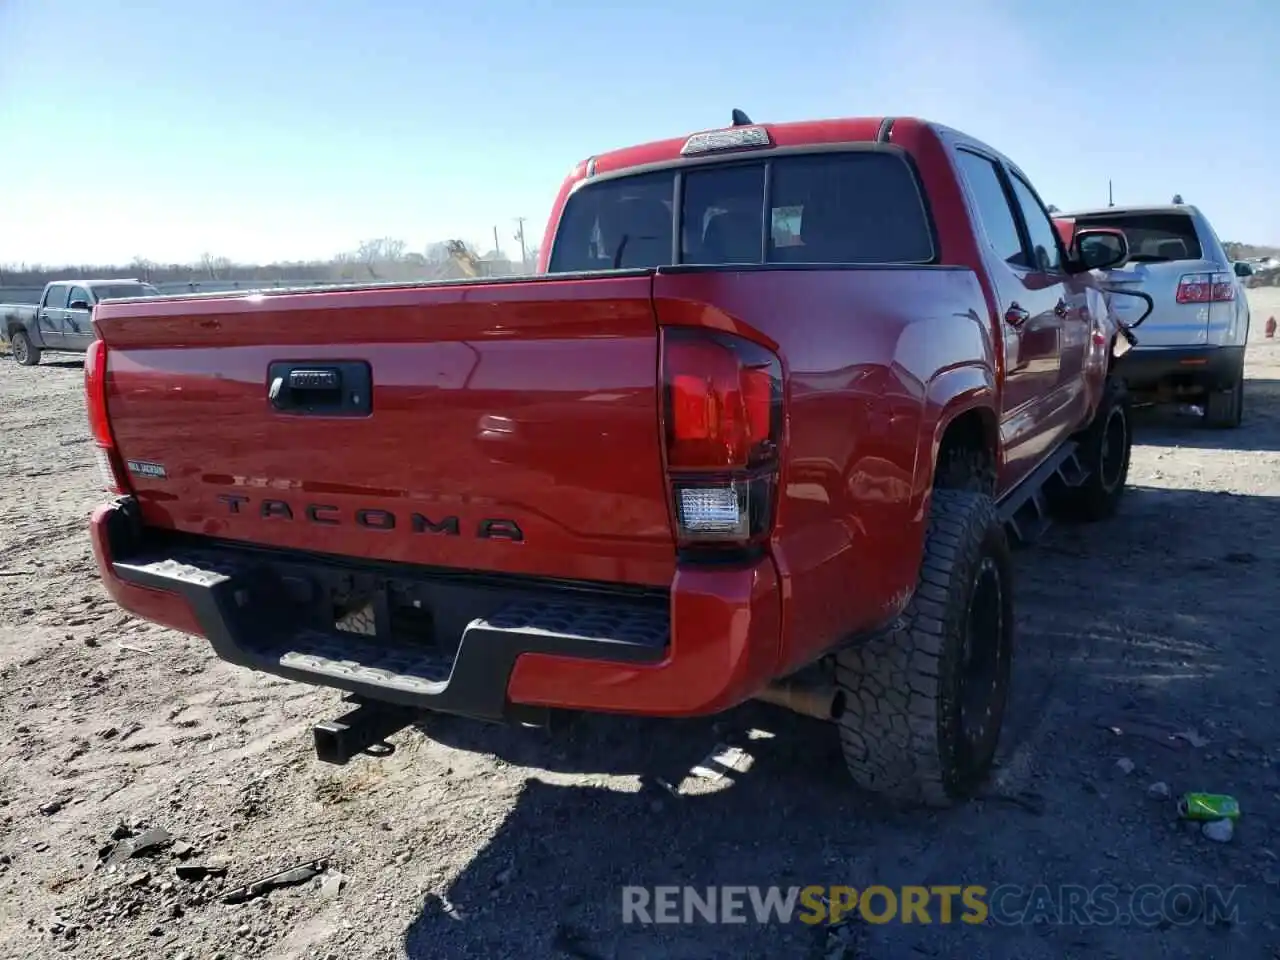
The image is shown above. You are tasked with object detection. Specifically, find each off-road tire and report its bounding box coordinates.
[10,330,40,366]
[1203,375,1244,429]
[1057,376,1131,521]
[835,489,1014,807]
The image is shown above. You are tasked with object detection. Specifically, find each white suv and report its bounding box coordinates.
[1058,203,1250,428]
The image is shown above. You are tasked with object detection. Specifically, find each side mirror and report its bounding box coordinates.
[1068,227,1129,273]
[68,299,91,311]
[1233,261,1253,278]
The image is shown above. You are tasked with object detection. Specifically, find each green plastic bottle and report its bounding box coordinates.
[1178,793,1240,821]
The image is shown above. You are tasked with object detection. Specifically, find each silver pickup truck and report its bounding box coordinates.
[2,278,160,366]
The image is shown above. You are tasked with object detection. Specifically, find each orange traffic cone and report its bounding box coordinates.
[1267,316,1277,339]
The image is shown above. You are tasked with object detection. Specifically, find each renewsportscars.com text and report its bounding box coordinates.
[621,884,1243,927]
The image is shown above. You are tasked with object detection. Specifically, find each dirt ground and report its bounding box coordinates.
[2,291,1280,960]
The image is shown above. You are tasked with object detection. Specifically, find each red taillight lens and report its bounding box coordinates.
[663,331,782,470]
[1176,272,1236,304]
[661,328,783,546]
[84,339,129,494]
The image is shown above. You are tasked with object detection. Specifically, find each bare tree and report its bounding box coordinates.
[199,253,232,280]
[130,256,156,282]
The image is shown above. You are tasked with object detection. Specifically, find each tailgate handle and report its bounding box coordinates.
[267,361,372,417]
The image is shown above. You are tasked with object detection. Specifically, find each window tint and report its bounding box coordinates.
[68,287,91,308]
[43,285,68,309]
[548,151,935,273]
[1073,213,1203,263]
[548,171,674,272]
[681,164,765,264]
[767,153,933,264]
[1008,175,1061,272]
[94,283,159,301]
[956,151,1025,267]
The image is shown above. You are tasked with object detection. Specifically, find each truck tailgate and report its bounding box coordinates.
[93,274,676,587]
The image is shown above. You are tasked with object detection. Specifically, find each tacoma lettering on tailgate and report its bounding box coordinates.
[214,495,524,541]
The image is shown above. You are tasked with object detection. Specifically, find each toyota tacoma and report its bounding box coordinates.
[86,114,1133,806]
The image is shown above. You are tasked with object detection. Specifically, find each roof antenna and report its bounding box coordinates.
[731,108,753,127]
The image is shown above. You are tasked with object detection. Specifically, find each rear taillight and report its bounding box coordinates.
[661,328,783,547]
[1175,272,1236,304]
[84,339,130,494]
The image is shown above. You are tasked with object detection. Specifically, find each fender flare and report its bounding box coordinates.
[915,363,999,499]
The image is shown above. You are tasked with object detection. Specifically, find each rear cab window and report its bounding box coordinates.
[1073,213,1203,263]
[547,151,935,273]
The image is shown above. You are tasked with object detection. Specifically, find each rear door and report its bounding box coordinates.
[37,284,68,349]
[1073,211,1217,348]
[64,285,95,352]
[953,149,1075,486]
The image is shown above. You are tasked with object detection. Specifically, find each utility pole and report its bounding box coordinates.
[513,217,529,265]
[1108,180,1114,207]
[492,226,501,260]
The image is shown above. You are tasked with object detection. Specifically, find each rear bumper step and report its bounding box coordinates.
[109,537,669,722]
[89,498,785,720]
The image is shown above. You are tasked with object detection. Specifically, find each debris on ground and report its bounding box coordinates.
[1178,793,1241,821]
[1115,757,1136,775]
[1147,781,1171,800]
[175,858,229,882]
[221,859,328,904]
[102,826,173,866]
[318,871,346,901]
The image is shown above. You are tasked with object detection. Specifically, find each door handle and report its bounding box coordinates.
[1004,304,1030,327]
[1054,299,1069,319]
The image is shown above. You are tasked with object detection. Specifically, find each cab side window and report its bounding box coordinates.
[1008,174,1062,273]
[955,150,1025,268]
[69,287,91,309]
[43,285,68,309]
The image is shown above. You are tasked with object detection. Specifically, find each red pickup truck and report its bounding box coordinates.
[86,114,1132,806]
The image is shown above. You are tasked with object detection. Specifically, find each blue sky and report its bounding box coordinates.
[1,0,1277,266]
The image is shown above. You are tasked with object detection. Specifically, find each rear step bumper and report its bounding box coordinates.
[89,498,782,721]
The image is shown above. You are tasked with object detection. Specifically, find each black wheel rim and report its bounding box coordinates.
[12,337,26,364]
[959,556,1004,754]
[1099,406,1127,491]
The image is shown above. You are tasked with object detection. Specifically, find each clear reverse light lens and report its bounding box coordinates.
[676,485,745,536]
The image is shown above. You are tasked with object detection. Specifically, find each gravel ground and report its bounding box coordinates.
[2,290,1279,960]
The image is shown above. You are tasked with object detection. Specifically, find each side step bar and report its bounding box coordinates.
[995,441,1086,547]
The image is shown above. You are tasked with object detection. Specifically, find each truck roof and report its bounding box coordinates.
[46,278,147,287]
[1062,204,1203,219]
[585,115,903,178]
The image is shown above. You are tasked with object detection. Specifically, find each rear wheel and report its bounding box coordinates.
[1056,376,1131,522]
[835,489,1014,807]
[10,330,40,366]
[1204,375,1244,429]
